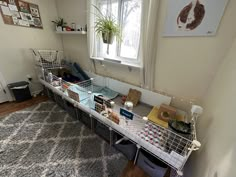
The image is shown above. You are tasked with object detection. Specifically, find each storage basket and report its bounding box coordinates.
[54,93,65,109]
[94,119,110,142]
[46,88,55,101]
[64,101,77,119]
[137,150,168,177]
[113,140,137,161]
[80,111,92,129]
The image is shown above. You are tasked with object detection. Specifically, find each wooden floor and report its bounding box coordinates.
[0,96,170,177]
[121,161,170,177]
[0,95,48,117]
[121,161,149,177]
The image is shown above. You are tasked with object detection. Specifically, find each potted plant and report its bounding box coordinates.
[52,18,67,31]
[93,5,121,54]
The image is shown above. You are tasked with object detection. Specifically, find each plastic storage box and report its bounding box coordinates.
[8,81,31,102]
[137,150,168,177]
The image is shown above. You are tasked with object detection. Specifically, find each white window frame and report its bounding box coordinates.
[96,0,142,66]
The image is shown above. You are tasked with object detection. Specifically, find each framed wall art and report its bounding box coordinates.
[164,0,229,37]
[0,0,43,29]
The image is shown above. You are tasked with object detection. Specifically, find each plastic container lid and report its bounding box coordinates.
[8,81,29,89]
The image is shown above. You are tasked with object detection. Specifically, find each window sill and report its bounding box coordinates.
[90,57,141,69]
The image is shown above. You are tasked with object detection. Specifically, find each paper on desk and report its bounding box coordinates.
[1,5,12,16]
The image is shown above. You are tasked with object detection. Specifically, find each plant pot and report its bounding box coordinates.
[102,32,114,44]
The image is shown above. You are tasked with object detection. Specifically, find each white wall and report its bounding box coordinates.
[55,0,236,110]
[154,0,236,101]
[185,38,236,177]
[56,0,90,70]
[0,0,63,97]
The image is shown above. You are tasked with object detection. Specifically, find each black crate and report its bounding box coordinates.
[137,150,168,177]
[113,133,137,161]
[54,93,65,109]
[113,140,137,161]
[80,111,92,129]
[46,88,55,101]
[94,119,110,142]
[75,107,81,120]
[64,101,77,119]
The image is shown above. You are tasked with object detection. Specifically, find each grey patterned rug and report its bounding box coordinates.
[0,101,127,177]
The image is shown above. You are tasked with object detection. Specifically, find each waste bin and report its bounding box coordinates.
[8,81,32,102]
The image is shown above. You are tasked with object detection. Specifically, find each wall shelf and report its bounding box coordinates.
[56,31,87,35]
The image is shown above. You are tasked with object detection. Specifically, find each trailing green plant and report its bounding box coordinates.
[93,5,122,43]
[52,17,67,27]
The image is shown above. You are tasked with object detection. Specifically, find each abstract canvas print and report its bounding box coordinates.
[164,0,229,36]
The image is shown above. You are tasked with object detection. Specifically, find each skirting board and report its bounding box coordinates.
[86,71,171,107]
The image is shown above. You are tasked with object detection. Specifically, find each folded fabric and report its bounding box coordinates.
[62,60,90,81]
[93,86,119,100]
[73,62,90,80]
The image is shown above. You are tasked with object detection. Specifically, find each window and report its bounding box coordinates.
[96,0,142,64]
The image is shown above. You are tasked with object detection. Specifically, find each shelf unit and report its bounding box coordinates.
[55,31,87,35]
[32,49,201,177]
